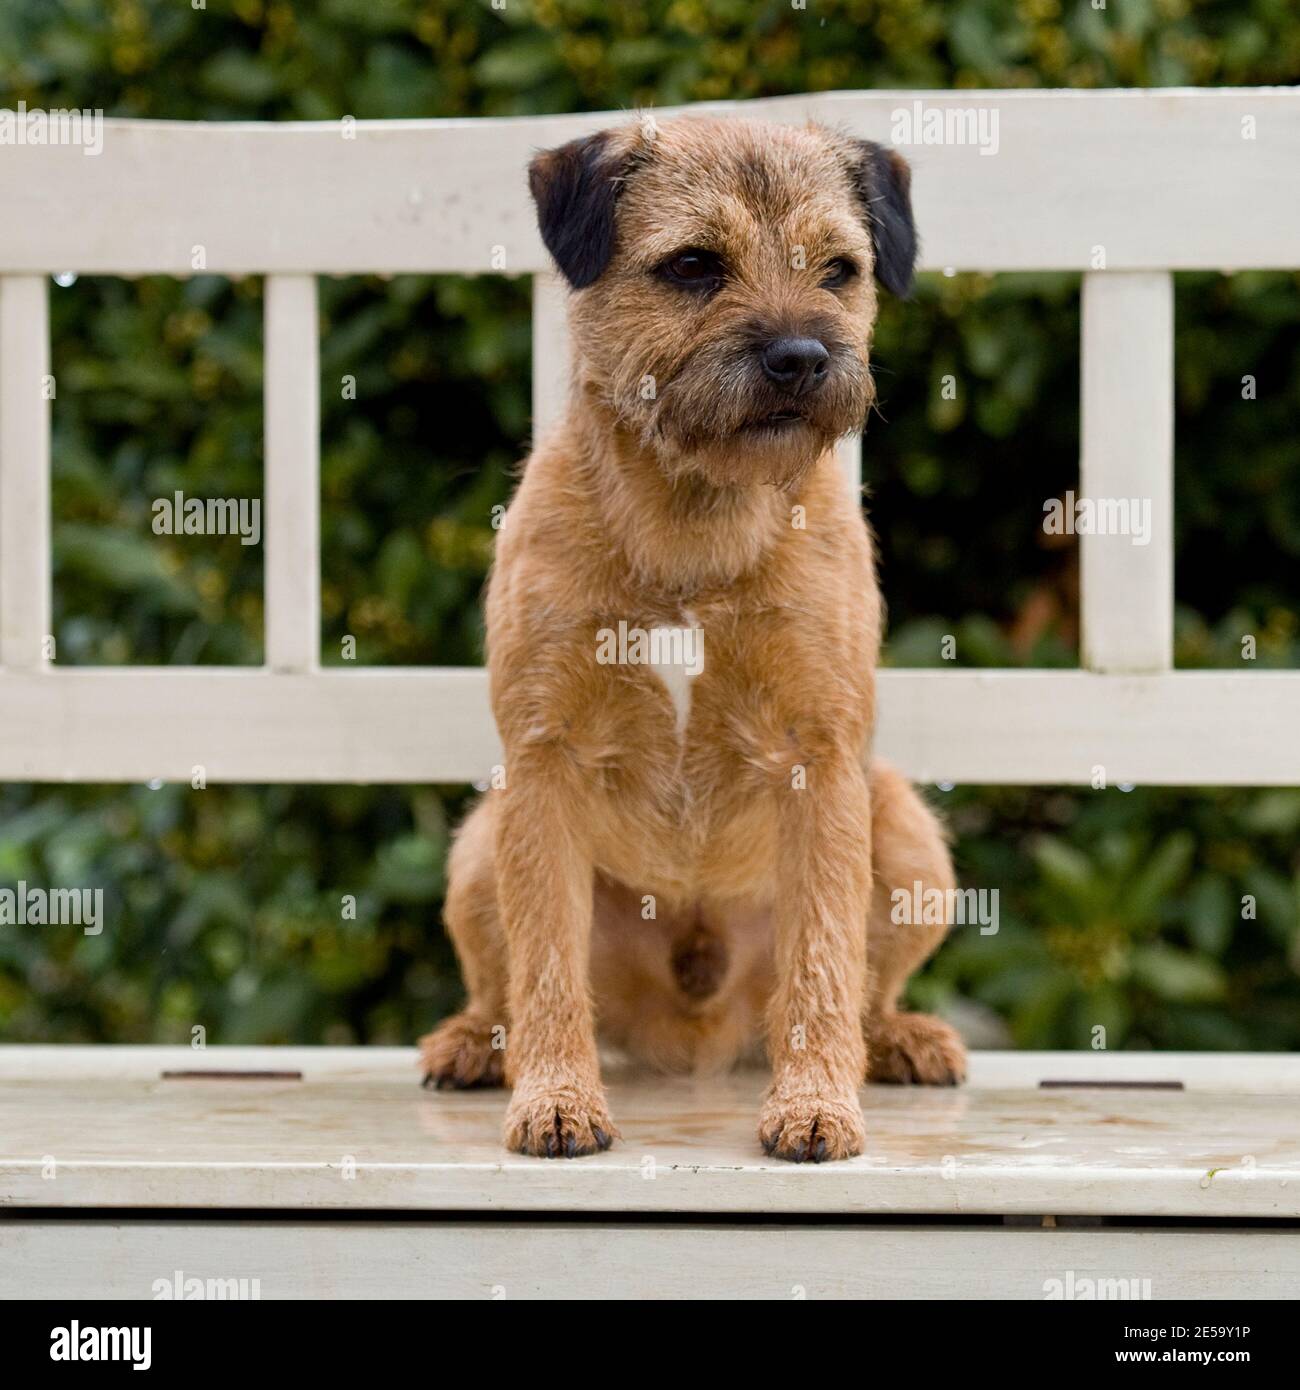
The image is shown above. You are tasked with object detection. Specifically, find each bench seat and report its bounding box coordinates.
[1,1046,1296,1298]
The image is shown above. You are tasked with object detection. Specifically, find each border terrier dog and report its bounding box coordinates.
[419,115,965,1162]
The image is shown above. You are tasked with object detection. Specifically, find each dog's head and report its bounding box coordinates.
[529,115,916,487]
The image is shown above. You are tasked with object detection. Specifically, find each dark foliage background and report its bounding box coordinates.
[0,0,1296,1049]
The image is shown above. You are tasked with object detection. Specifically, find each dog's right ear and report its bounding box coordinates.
[529,131,626,291]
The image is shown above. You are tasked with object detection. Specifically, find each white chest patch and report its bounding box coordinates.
[648,610,704,737]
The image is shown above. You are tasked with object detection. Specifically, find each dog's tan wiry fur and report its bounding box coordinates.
[419,116,965,1162]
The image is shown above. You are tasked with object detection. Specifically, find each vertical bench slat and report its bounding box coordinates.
[837,433,862,495]
[0,276,52,670]
[531,273,569,441]
[1080,272,1174,673]
[264,274,320,672]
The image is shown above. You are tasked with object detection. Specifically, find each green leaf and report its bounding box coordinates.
[369,834,445,904]
[475,36,559,88]
[1129,944,1226,1003]
[1033,837,1096,901]
[199,51,281,105]
[1123,832,1195,925]
[1186,875,1234,957]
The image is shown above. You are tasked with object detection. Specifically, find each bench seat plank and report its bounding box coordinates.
[1,1047,1296,1218]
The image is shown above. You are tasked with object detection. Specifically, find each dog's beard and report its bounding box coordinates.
[618,340,874,489]
[663,420,833,489]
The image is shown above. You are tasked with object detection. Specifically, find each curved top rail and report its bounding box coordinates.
[0,88,1296,275]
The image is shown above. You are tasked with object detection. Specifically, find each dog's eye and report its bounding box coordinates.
[820,258,859,289]
[658,249,724,291]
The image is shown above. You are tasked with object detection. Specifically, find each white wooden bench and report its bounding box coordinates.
[1,89,1298,1299]
[3,1046,1299,1298]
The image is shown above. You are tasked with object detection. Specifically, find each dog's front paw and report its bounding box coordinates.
[418,1012,506,1090]
[869,1011,967,1086]
[758,1089,865,1163]
[504,1082,617,1158]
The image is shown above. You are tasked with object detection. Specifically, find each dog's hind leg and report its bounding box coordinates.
[863,760,967,1085]
[418,795,509,1089]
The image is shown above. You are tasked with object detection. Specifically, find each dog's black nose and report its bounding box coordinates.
[761,336,830,395]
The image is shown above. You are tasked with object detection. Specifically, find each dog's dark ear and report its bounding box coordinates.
[529,131,625,290]
[849,141,917,298]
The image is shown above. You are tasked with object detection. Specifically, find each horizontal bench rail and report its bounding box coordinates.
[1,668,1297,785]
[2,91,1298,275]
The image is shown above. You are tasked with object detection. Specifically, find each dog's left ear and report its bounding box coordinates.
[529,131,627,291]
[848,141,918,299]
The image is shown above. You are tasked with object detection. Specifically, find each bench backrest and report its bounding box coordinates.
[2,89,1297,786]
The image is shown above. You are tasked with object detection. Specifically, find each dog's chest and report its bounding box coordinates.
[602,603,728,754]
[643,606,702,736]
[585,594,864,895]
[593,652,782,897]
[598,605,791,801]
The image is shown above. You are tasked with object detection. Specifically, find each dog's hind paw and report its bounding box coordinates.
[869,1011,966,1086]
[504,1083,617,1158]
[418,1012,506,1090]
[758,1089,866,1163]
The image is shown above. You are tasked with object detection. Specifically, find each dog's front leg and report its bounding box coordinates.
[496,754,615,1158]
[760,753,871,1162]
